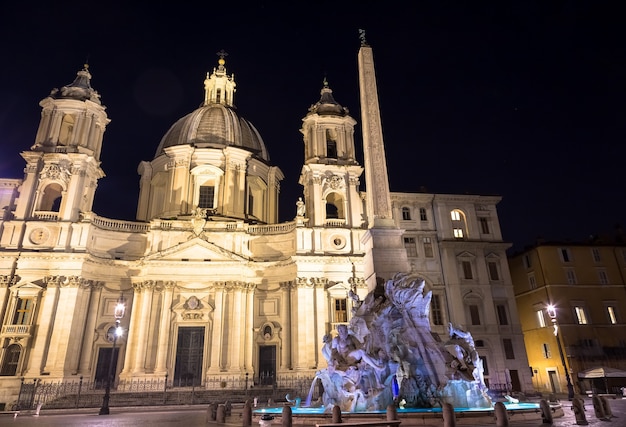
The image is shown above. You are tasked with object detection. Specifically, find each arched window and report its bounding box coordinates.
[38,183,63,212]
[325,192,344,219]
[0,344,21,376]
[450,209,468,240]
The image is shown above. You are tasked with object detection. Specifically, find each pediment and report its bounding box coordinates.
[147,237,248,262]
[326,281,351,292]
[12,281,45,294]
[456,251,475,259]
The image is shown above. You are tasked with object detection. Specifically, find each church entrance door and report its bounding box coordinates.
[258,345,276,386]
[174,326,204,387]
[95,347,119,388]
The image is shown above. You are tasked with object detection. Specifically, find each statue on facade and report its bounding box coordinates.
[296,197,305,217]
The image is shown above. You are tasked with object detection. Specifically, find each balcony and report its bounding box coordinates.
[33,211,59,221]
[2,324,33,336]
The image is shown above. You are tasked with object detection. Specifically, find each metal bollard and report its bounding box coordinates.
[386,404,398,421]
[600,396,614,419]
[216,404,226,423]
[442,402,456,427]
[243,400,253,426]
[494,401,509,427]
[571,397,588,425]
[332,405,342,424]
[539,399,553,424]
[592,395,609,421]
[282,405,292,427]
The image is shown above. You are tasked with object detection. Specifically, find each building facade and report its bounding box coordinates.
[509,241,626,395]
[0,42,532,406]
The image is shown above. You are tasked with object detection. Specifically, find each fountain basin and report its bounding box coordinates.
[252,401,555,425]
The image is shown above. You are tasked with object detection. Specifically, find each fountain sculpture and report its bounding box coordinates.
[307,273,492,412]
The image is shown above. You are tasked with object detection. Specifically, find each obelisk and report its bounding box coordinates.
[357,30,410,290]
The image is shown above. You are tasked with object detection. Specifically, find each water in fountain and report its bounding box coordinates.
[305,273,493,413]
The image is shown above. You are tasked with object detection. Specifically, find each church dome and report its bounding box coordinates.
[154,53,269,161]
[154,104,269,161]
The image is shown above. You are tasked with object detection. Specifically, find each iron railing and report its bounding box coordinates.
[13,375,320,411]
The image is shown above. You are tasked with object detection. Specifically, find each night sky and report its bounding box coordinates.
[1,2,624,253]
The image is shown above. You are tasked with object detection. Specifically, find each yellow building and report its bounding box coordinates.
[509,241,626,395]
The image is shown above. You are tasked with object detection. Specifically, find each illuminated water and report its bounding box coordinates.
[254,402,540,415]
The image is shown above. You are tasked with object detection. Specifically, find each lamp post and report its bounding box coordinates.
[547,304,575,400]
[99,294,126,415]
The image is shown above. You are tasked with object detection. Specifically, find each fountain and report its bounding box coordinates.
[306,273,493,412]
[255,273,543,421]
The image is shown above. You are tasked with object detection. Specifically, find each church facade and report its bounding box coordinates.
[0,42,532,405]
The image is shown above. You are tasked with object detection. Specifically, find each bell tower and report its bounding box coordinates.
[13,65,109,222]
[298,80,364,228]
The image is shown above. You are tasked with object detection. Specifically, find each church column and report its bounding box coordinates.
[314,281,327,369]
[208,283,225,373]
[225,281,243,371]
[244,283,255,373]
[25,283,57,376]
[77,281,103,374]
[132,281,154,373]
[279,282,292,370]
[154,281,174,375]
[42,277,84,375]
[291,278,317,370]
[68,279,94,374]
[120,283,142,376]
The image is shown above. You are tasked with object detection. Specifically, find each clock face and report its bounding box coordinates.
[29,228,50,245]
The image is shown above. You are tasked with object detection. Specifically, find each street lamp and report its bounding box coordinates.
[99,294,126,415]
[546,304,575,400]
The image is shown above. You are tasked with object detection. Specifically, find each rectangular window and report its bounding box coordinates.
[431,294,443,326]
[469,304,481,325]
[566,269,577,284]
[496,304,509,325]
[326,140,337,158]
[462,261,473,279]
[451,211,461,221]
[559,248,571,263]
[198,186,215,209]
[488,262,500,281]
[528,273,537,290]
[574,306,588,324]
[592,248,601,262]
[334,299,347,323]
[523,254,532,269]
[401,207,411,220]
[608,306,617,324]
[598,269,609,285]
[503,338,515,359]
[542,343,551,358]
[419,207,428,221]
[403,237,417,257]
[536,310,546,328]
[423,237,434,258]
[454,228,464,239]
[479,217,490,234]
[13,298,33,325]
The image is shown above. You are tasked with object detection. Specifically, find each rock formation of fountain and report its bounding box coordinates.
[307,273,492,412]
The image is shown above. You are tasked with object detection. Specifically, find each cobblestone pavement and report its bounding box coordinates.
[2,397,625,426]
